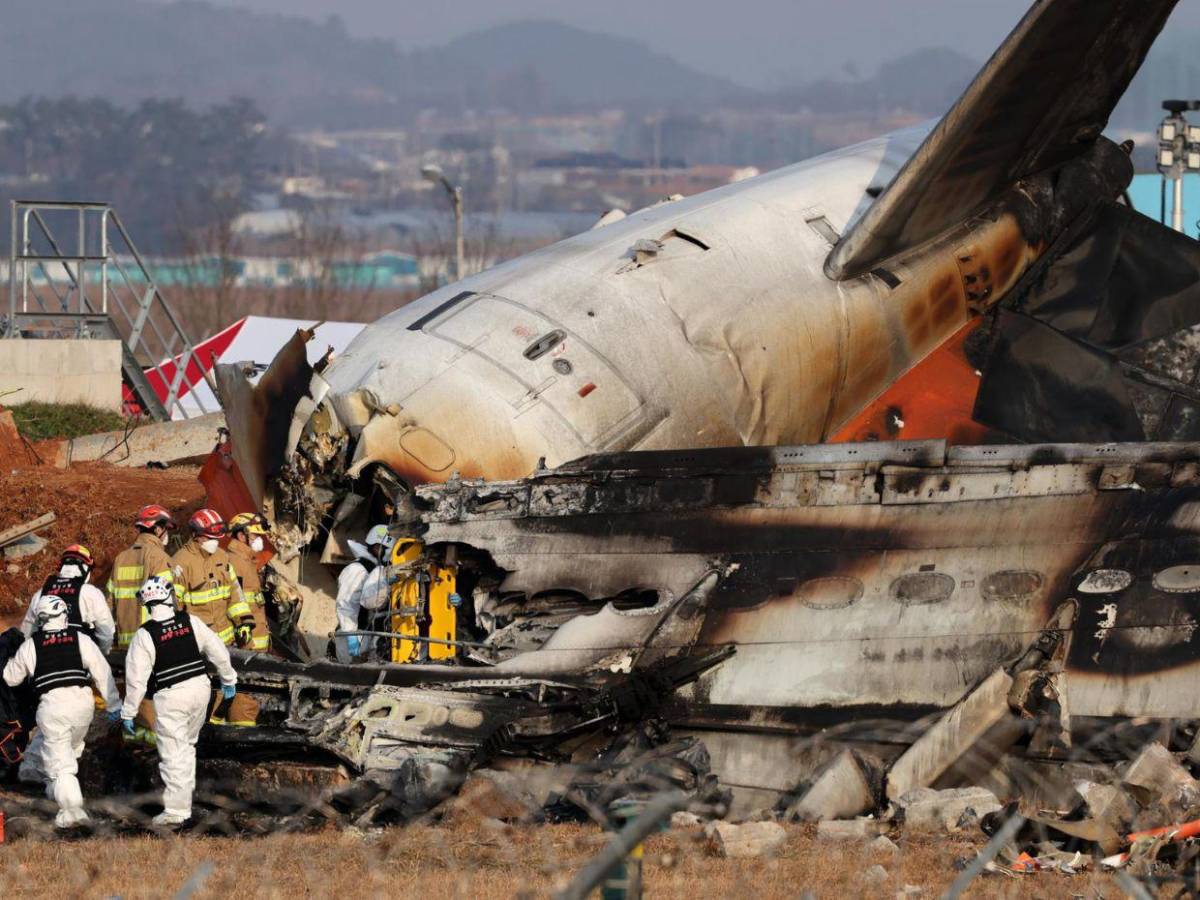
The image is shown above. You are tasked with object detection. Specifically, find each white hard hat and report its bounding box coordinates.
[138,575,175,609]
[365,524,391,547]
[35,594,69,627]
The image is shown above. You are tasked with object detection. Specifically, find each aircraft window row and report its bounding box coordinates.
[791,564,1200,609]
[795,569,1045,609]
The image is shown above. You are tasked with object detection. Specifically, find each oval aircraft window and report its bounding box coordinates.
[981,570,1044,602]
[890,572,955,606]
[523,329,566,361]
[1153,565,1200,594]
[796,576,863,610]
[1077,569,1134,594]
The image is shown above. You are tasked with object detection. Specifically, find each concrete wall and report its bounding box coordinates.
[67,411,224,466]
[0,339,123,410]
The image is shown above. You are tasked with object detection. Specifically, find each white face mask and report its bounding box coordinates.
[200,538,220,554]
[59,564,84,579]
[161,531,170,547]
[250,536,265,553]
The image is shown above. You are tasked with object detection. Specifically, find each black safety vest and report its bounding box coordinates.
[40,571,93,638]
[31,630,89,697]
[143,615,208,696]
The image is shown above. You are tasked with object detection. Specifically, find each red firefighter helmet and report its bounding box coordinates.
[134,504,177,531]
[188,508,226,539]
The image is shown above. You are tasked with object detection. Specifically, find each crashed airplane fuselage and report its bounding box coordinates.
[211,0,1200,810]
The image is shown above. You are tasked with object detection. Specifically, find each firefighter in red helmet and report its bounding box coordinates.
[170,509,257,726]
[106,505,177,651]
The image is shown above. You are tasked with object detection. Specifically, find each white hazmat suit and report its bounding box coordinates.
[21,578,116,653]
[334,541,391,662]
[18,569,117,785]
[121,605,237,822]
[2,620,120,828]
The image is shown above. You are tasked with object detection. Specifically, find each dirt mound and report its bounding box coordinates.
[0,462,207,617]
[0,408,39,469]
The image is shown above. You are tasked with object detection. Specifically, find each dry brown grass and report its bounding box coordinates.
[0,819,1140,899]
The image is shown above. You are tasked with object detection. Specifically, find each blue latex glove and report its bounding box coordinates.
[448,593,463,608]
[222,684,236,701]
[106,709,121,724]
[122,718,135,736]
[346,635,362,656]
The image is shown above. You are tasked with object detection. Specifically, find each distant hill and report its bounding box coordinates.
[778,47,980,117]
[428,21,750,109]
[0,1,751,126]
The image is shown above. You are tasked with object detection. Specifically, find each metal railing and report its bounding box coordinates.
[4,200,216,421]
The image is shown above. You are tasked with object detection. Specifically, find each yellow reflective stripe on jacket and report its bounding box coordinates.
[116,565,144,581]
[116,631,138,649]
[216,624,235,644]
[226,599,252,619]
[181,585,230,605]
[251,635,270,651]
[243,590,264,604]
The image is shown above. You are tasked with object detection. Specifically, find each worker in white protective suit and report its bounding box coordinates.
[2,594,121,829]
[120,575,237,827]
[18,545,117,786]
[334,524,394,663]
[21,544,116,651]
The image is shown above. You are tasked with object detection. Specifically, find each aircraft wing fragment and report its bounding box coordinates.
[826,0,1179,280]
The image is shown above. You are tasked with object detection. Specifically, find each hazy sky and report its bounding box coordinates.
[162,0,1200,88]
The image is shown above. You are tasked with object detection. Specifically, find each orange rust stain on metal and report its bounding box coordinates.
[901,269,963,352]
[373,445,536,487]
[929,272,963,327]
[830,318,999,445]
[991,233,1024,290]
[958,217,1038,311]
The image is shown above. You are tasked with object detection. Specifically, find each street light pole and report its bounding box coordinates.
[1176,175,1186,234]
[1157,99,1200,235]
[451,183,464,284]
[421,164,464,282]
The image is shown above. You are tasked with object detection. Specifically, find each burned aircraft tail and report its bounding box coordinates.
[827,0,1200,445]
[827,0,1179,281]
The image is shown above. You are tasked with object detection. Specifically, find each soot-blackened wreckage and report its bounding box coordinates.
[201,0,1200,818]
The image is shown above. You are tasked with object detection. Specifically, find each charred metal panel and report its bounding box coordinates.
[416,440,1200,720]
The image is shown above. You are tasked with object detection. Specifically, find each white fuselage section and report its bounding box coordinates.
[315,123,1034,486]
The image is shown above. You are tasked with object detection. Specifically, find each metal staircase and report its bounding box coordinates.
[3,200,215,420]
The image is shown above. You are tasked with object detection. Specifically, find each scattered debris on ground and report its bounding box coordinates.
[0,796,1167,900]
[0,512,55,562]
[704,820,787,858]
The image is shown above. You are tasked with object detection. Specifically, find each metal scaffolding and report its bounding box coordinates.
[3,200,216,421]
